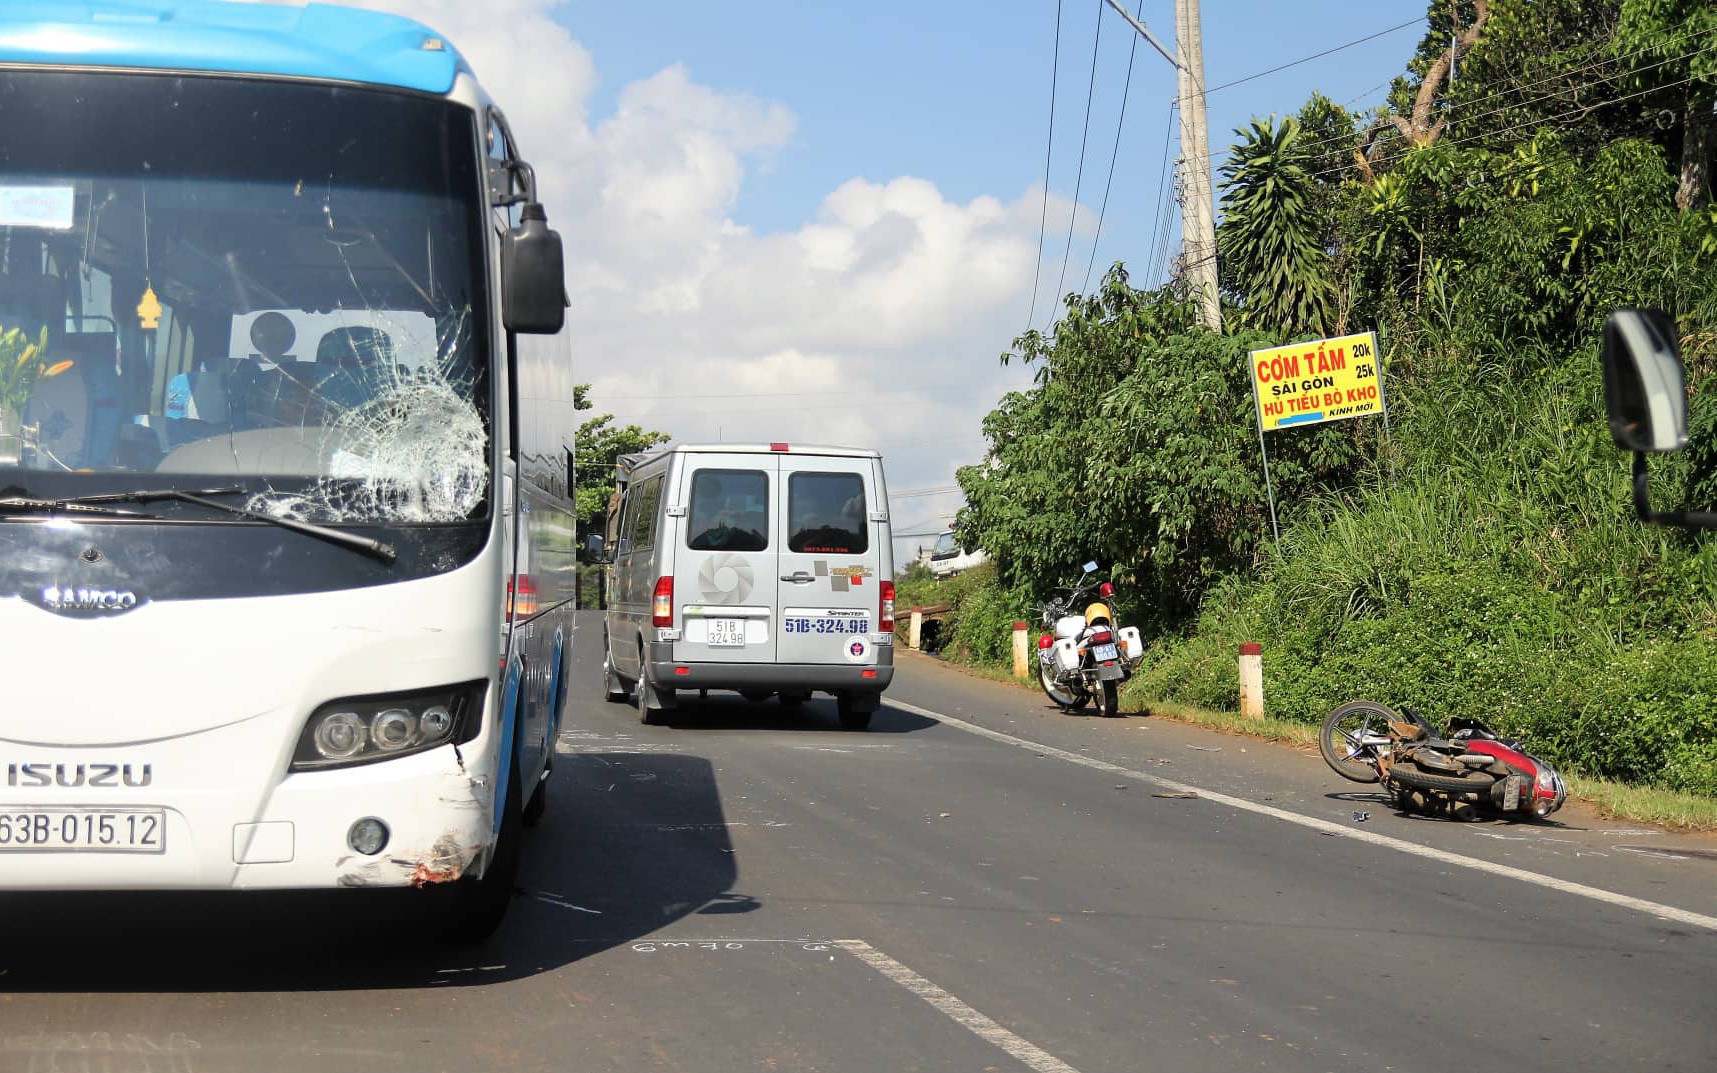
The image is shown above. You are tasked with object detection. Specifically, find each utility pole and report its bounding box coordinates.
[1103,0,1220,332]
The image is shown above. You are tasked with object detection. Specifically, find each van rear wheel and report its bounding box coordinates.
[637,644,671,726]
[836,694,872,730]
[602,633,631,703]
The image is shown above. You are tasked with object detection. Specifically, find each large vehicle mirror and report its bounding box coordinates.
[584,533,608,563]
[1601,309,1686,453]
[1600,309,1717,530]
[502,203,566,335]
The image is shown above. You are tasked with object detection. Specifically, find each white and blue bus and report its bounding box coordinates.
[0,2,578,939]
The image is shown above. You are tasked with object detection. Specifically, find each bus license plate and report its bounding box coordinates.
[707,619,746,647]
[0,807,166,853]
[1093,643,1120,662]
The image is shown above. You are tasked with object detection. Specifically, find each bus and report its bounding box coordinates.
[0,2,577,940]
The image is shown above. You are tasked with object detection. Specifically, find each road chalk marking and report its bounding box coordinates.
[888,699,1717,934]
[836,939,1083,1073]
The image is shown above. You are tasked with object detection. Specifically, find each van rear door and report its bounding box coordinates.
[776,456,880,667]
[674,454,779,664]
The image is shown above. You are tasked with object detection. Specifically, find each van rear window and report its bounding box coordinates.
[687,469,769,551]
[788,473,868,555]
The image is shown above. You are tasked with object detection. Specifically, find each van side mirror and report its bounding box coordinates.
[1602,309,1686,453]
[584,533,608,563]
[503,203,566,334]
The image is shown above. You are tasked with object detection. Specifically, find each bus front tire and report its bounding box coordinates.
[521,770,548,828]
[442,760,522,945]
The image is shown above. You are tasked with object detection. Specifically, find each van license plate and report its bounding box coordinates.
[707,619,746,647]
[0,807,166,853]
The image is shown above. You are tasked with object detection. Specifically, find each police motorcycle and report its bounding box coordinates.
[1034,562,1146,717]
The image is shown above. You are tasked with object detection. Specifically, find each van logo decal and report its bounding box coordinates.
[697,554,755,604]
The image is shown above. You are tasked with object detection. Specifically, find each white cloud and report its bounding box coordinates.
[329,0,1078,546]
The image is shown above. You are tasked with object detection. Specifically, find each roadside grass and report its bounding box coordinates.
[1562,774,1717,833]
[899,649,1717,834]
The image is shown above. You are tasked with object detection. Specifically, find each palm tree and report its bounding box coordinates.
[1217,117,1335,337]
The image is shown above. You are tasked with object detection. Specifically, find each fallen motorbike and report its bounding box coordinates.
[1034,561,1144,717]
[1320,699,1566,820]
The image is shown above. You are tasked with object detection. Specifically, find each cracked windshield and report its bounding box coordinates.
[0,71,487,523]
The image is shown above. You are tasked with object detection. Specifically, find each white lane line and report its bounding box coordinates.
[836,939,1083,1073]
[889,699,1717,934]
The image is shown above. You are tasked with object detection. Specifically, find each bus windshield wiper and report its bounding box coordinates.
[62,487,398,564]
[0,492,157,519]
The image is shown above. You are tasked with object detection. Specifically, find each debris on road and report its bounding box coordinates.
[1152,790,1200,800]
[1185,745,1222,752]
[1352,811,1371,823]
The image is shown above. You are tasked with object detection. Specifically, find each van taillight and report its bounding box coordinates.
[880,580,895,633]
[652,576,674,627]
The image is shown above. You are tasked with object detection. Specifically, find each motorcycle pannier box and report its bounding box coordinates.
[1118,626,1143,661]
[1053,637,1081,673]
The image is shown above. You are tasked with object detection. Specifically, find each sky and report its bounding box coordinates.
[342,0,1430,558]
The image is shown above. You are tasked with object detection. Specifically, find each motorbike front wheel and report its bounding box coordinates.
[1319,700,1403,784]
[1039,662,1089,712]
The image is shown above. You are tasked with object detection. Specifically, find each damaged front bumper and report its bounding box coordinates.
[0,743,498,892]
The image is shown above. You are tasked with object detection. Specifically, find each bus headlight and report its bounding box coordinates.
[371,709,417,751]
[292,681,485,771]
[314,712,367,760]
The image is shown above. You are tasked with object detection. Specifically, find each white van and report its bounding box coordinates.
[591,444,895,728]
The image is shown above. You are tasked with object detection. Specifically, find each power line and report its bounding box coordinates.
[1340,77,1398,111]
[1025,0,1065,335]
[1052,0,1104,315]
[890,485,962,500]
[1202,15,1427,96]
[1237,26,1717,169]
[1144,99,1177,289]
[1305,64,1715,185]
[1082,0,1145,294]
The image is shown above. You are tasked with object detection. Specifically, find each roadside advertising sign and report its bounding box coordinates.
[1249,331,1384,433]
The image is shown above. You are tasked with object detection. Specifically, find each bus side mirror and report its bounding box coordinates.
[1600,309,1717,530]
[1602,308,1686,453]
[503,203,566,335]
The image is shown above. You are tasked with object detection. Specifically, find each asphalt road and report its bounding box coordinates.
[3,609,1715,1073]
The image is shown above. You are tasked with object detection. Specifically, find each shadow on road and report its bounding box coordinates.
[662,693,937,734]
[0,753,741,993]
[1321,789,1589,830]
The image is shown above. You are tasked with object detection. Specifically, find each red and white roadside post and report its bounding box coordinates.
[1238,642,1264,720]
[1012,621,1030,679]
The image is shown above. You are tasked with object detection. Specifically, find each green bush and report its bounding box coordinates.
[895,564,1030,668]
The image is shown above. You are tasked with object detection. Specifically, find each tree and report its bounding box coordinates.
[1617,0,1717,211]
[572,384,669,555]
[959,266,1369,628]
[1216,117,1336,337]
[1390,0,1492,148]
